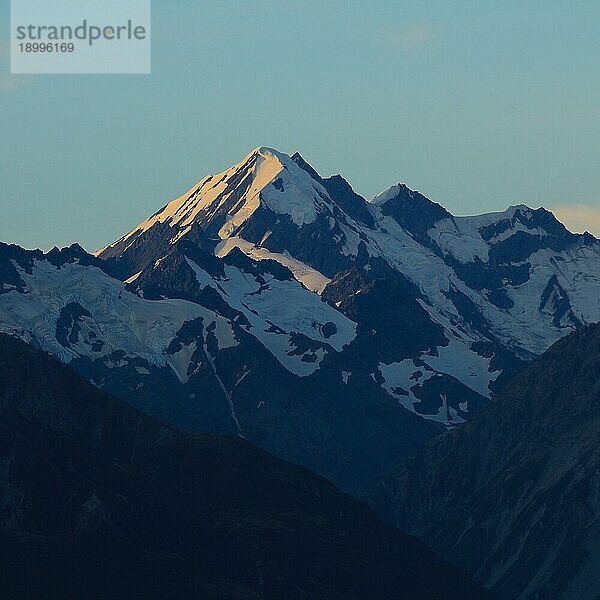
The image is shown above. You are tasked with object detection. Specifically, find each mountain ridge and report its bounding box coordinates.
[372,321,600,599]
[1,145,599,495]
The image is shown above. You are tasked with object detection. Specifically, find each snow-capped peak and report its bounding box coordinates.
[371,183,414,205]
[100,146,335,255]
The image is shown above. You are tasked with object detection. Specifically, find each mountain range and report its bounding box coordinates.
[1,146,599,495]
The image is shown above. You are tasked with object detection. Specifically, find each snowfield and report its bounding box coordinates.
[3,145,600,428]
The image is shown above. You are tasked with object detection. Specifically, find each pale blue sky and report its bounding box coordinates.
[2,0,600,250]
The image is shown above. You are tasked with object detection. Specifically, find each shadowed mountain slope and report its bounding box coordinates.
[0,333,491,600]
[374,323,600,600]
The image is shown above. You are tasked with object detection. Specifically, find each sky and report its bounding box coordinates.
[1,0,600,251]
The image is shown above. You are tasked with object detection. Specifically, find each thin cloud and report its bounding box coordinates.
[551,205,600,237]
[382,24,434,52]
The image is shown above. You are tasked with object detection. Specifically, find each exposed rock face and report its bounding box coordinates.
[373,323,600,600]
[0,334,492,600]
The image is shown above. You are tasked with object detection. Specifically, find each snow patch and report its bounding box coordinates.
[378,359,464,425]
[421,338,499,399]
[186,258,356,376]
[0,260,238,385]
[215,237,331,293]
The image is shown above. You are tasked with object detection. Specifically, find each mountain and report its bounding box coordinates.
[0,333,492,600]
[373,323,600,600]
[1,146,599,494]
